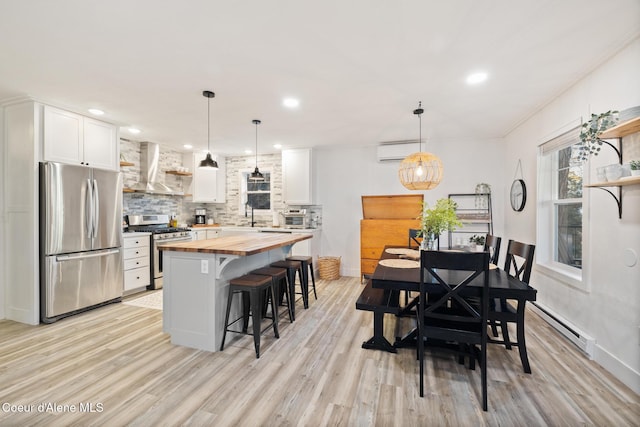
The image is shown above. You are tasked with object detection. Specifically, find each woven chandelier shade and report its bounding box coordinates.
[398,152,443,190]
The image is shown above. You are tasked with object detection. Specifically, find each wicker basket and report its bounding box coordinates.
[318,256,341,280]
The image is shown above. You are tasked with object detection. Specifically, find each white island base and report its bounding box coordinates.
[161,233,310,352]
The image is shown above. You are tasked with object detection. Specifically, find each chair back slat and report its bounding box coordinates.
[503,240,535,284]
[409,228,422,248]
[484,234,502,265]
[420,250,490,320]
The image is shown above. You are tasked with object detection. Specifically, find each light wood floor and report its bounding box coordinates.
[0,277,638,426]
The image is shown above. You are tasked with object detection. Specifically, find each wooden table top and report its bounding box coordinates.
[158,233,311,256]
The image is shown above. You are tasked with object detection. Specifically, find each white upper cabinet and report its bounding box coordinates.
[184,152,226,203]
[43,105,118,170]
[282,148,313,205]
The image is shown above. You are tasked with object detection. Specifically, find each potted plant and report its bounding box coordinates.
[469,234,486,252]
[630,160,640,176]
[576,110,619,162]
[417,198,462,250]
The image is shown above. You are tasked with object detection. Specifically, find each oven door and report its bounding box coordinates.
[152,236,192,289]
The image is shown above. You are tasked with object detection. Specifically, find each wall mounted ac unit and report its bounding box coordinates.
[376,141,420,162]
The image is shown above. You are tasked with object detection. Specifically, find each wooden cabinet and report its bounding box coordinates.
[43,105,118,170]
[183,152,226,203]
[360,194,423,278]
[361,219,421,277]
[123,234,150,293]
[282,148,313,204]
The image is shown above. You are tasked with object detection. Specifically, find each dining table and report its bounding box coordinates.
[370,246,537,365]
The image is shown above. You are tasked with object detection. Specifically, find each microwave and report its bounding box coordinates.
[283,209,308,229]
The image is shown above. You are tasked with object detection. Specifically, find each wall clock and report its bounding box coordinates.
[510,179,527,212]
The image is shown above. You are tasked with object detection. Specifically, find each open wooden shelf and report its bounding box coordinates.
[166,170,192,177]
[120,161,134,167]
[599,116,640,139]
[584,176,640,188]
[123,188,135,193]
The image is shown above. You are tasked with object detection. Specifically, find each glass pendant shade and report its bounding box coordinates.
[199,90,219,169]
[398,152,443,190]
[399,101,443,190]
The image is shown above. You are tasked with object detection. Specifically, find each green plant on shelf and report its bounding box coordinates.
[576,110,619,162]
[630,160,640,171]
[469,234,486,246]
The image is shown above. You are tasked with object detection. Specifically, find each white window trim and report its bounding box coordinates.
[536,121,590,292]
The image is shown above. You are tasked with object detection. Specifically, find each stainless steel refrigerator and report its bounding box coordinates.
[40,162,124,323]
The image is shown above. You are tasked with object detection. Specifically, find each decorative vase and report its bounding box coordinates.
[419,232,438,251]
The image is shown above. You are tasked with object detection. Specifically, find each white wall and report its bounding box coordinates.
[314,138,506,277]
[504,37,640,393]
[0,107,5,319]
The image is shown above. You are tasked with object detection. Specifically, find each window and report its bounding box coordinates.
[537,125,585,282]
[554,146,583,268]
[240,171,271,211]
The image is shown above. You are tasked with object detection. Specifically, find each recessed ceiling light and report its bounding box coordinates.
[88,108,104,116]
[244,149,252,155]
[183,144,193,149]
[128,128,141,135]
[283,97,300,109]
[466,72,488,85]
[273,143,282,149]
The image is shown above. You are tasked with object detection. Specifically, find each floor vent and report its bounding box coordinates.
[531,302,595,358]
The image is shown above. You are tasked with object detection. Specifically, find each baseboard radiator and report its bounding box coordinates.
[530,302,595,358]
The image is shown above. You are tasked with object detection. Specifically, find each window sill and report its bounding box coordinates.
[535,262,588,292]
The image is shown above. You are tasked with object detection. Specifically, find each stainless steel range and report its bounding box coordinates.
[127,214,191,289]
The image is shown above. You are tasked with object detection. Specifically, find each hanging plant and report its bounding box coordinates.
[576,110,619,162]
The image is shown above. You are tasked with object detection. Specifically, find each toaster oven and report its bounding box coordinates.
[283,209,308,229]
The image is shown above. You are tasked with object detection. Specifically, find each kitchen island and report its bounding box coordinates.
[159,233,311,352]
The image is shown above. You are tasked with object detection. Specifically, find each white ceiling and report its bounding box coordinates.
[1,1,639,155]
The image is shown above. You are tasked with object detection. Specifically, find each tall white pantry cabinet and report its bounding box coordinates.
[1,99,119,324]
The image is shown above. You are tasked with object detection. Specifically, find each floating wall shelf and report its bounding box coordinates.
[166,170,192,177]
[583,116,640,219]
[120,161,134,167]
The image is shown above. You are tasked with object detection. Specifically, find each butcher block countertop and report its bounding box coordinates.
[158,232,311,256]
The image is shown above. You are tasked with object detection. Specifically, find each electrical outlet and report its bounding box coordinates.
[201,260,208,274]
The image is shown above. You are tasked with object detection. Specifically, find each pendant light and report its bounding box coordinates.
[398,102,443,190]
[249,119,264,181]
[199,90,219,169]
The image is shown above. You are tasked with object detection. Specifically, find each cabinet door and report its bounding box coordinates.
[192,153,226,203]
[282,148,312,204]
[83,117,118,170]
[206,229,220,239]
[43,105,83,165]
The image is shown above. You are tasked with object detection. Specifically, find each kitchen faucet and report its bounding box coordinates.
[244,201,256,227]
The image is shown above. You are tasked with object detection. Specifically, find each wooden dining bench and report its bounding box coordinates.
[355,279,400,353]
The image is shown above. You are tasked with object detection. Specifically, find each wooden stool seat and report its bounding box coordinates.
[286,255,317,306]
[251,267,293,323]
[220,274,279,358]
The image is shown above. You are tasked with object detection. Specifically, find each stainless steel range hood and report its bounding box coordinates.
[130,142,183,195]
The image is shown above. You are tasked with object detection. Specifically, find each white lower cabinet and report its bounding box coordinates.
[192,228,221,240]
[123,234,150,293]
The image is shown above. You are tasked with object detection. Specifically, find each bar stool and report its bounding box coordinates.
[270,259,305,316]
[250,266,294,323]
[220,274,279,358]
[286,255,317,305]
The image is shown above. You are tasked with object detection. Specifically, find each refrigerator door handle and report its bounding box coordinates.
[56,248,120,262]
[85,179,94,238]
[93,178,100,238]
